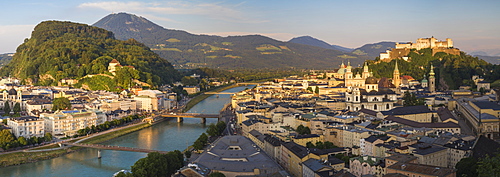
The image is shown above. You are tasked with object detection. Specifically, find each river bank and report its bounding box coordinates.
[0,118,155,167]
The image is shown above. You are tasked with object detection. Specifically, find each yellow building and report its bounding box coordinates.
[382,105,437,123]
[410,144,448,168]
[292,134,323,147]
[280,142,347,177]
[455,100,500,139]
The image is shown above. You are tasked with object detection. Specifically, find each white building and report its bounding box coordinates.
[134,90,166,111]
[41,110,99,137]
[7,116,45,138]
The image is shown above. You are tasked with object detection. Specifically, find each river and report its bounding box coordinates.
[0,86,252,177]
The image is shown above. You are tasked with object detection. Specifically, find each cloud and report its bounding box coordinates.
[78,1,266,23]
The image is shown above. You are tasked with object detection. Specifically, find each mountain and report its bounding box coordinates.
[351,42,396,57]
[93,13,370,69]
[0,53,13,67]
[473,55,500,65]
[288,36,353,52]
[0,21,179,89]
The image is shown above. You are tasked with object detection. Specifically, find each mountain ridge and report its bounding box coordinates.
[93,12,370,69]
[288,36,353,52]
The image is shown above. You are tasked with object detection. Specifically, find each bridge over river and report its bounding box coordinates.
[160,113,220,123]
[62,143,169,158]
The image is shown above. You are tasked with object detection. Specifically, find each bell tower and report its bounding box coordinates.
[392,61,401,88]
[429,64,436,92]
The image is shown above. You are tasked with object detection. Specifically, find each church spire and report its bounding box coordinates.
[428,64,436,92]
[429,64,435,77]
[393,60,401,88]
[362,62,370,78]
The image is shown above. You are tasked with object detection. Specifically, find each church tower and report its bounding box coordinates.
[392,61,401,88]
[362,62,370,79]
[421,74,428,88]
[345,61,353,86]
[429,64,436,92]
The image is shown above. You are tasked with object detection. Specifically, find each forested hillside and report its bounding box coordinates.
[365,49,500,90]
[0,21,180,90]
[351,42,395,57]
[93,13,370,69]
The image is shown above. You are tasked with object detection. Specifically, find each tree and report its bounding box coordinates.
[296,125,311,135]
[184,150,192,159]
[477,154,500,177]
[402,91,425,106]
[315,141,325,149]
[324,141,337,149]
[13,102,21,114]
[18,136,28,146]
[314,86,319,94]
[456,157,478,177]
[206,123,219,137]
[216,121,226,135]
[52,97,71,111]
[181,76,198,86]
[479,87,486,95]
[306,142,314,148]
[0,129,16,149]
[307,87,313,93]
[209,172,226,177]
[193,133,208,150]
[44,132,53,142]
[4,101,10,114]
[130,152,169,177]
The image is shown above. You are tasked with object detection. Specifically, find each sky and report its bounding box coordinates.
[1,0,500,55]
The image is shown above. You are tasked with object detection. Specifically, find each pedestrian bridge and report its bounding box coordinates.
[61,142,169,158]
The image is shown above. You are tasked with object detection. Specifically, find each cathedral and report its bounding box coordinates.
[327,61,398,112]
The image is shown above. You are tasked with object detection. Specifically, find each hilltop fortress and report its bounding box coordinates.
[380,37,460,61]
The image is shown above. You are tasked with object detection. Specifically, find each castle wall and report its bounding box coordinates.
[432,48,460,56]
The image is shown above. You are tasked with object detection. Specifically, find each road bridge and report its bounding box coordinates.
[61,142,169,159]
[204,92,236,95]
[160,113,220,123]
[236,82,258,86]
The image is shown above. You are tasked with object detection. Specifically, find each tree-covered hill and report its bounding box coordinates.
[351,42,396,57]
[93,13,370,69]
[0,21,180,88]
[365,49,500,90]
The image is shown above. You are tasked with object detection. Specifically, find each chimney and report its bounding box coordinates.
[401,164,406,170]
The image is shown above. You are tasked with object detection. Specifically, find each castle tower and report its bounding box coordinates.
[108,59,121,75]
[392,61,401,88]
[362,62,370,79]
[429,64,436,92]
